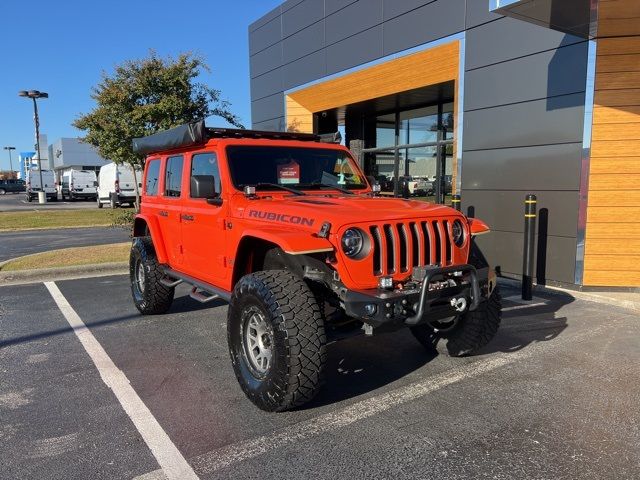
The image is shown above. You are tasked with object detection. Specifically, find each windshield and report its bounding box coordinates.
[226,146,367,191]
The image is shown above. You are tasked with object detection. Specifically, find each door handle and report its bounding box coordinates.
[158,210,168,217]
[181,214,195,221]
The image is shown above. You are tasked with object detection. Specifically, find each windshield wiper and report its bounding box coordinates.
[253,183,306,196]
[300,182,355,195]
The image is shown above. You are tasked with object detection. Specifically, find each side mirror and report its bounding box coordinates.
[93,181,98,187]
[191,175,222,205]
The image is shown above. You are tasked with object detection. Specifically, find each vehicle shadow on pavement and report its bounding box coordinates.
[304,289,574,409]
[0,293,224,349]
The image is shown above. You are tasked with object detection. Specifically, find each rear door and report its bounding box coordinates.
[180,150,227,284]
[155,155,185,266]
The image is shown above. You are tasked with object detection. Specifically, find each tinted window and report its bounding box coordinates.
[164,156,183,197]
[190,153,221,197]
[145,159,161,195]
[226,147,366,191]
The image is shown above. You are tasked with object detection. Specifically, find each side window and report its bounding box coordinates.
[145,159,161,195]
[164,155,183,197]
[190,153,221,197]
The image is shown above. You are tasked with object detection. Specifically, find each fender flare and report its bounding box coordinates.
[239,228,334,255]
[133,214,169,264]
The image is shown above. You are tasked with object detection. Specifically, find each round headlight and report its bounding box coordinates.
[341,228,365,258]
[452,220,465,247]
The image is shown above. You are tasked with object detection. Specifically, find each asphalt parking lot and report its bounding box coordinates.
[0,193,101,212]
[0,227,130,262]
[1,276,638,480]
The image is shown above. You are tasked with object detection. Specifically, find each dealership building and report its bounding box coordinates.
[248,0,639,289]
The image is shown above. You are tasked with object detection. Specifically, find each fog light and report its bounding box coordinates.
[378,276,393,289]
[364,304,377,316]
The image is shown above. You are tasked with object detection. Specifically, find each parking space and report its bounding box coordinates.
[1,275,639,479]
[0,193,105,212]
[0,227,130,262]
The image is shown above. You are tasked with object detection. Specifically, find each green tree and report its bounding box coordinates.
[74,51,243,207]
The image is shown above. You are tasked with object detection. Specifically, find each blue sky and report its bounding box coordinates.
[0,0,282,170]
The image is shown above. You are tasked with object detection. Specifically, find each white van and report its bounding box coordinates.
[61,169,98,201]
[97,162,141,208]
[26,169,57,202]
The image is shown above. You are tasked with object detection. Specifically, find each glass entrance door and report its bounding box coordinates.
[364,101,454,205]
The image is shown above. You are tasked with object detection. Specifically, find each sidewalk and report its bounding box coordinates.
[499,278,640,313]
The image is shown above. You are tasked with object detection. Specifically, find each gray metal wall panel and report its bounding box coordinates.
[465,18,585,71]
[250,42,282,78]
[465,43,588,111]
[253,117,286,131]
[461,190,579,238]
[326,0,383,44]
[282,49,327,90]
[463,93,585,151]
[465,0,502,28]
[382,0,435,20]
[281,0,305,13]
[283,21,325,64]
[326,25,384,75]
[282,0,324,37]
[251,93,285,124]
[461,143,582,191]
[382,0,465,55]
[250,6,282,32]
[474,232,577,284]
[326,0,358,15]
[249,17,282,55]
[250,68,284,101]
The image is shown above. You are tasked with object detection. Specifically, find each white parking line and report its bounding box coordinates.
[502,302,548,312]
[44,282,198,480]
[189,356,514,474]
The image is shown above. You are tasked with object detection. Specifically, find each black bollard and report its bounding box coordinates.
[522,194,537,300]
[451,194,461,211]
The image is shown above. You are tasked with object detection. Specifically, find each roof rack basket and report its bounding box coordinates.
[132,120,341,155]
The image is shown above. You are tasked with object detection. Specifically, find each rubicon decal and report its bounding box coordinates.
[248,210,315,226]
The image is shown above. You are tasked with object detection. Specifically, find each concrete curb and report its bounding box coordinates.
[0,262,128,285]
[498,277,640,313]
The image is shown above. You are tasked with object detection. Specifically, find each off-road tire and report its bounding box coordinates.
[228,270,326,412]
[411,285,502,357]
[130,237,174,315]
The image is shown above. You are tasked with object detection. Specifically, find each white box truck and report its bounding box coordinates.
[97,162,141,208]
[26,169,57,202]
[61,169,98,201]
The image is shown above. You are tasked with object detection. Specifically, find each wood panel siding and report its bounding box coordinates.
[287,42,459,114]
[285,40,460,190]
[585,13,640,286]
[285,96,313,134]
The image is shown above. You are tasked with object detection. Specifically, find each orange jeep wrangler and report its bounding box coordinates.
[130,121,501,412]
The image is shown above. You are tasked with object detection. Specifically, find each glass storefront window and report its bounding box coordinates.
[442,102,454,141]
[400,106,439,145]
[364,99,455,203]
[375,113,395,148]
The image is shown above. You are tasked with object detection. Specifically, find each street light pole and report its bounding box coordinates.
[32,97,44,190]
[3,146,16,172]
[18,90,49,203]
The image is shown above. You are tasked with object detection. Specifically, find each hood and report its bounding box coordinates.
[237,194,462,232]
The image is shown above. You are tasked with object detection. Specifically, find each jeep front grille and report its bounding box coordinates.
[369,220,453,276]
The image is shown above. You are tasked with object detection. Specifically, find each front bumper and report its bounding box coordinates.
[70,191,97,198]
[344,264,487,330]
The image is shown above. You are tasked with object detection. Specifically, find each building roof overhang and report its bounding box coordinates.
[490,0,597,39]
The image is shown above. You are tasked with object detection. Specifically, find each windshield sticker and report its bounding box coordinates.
[277,160,300,185]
